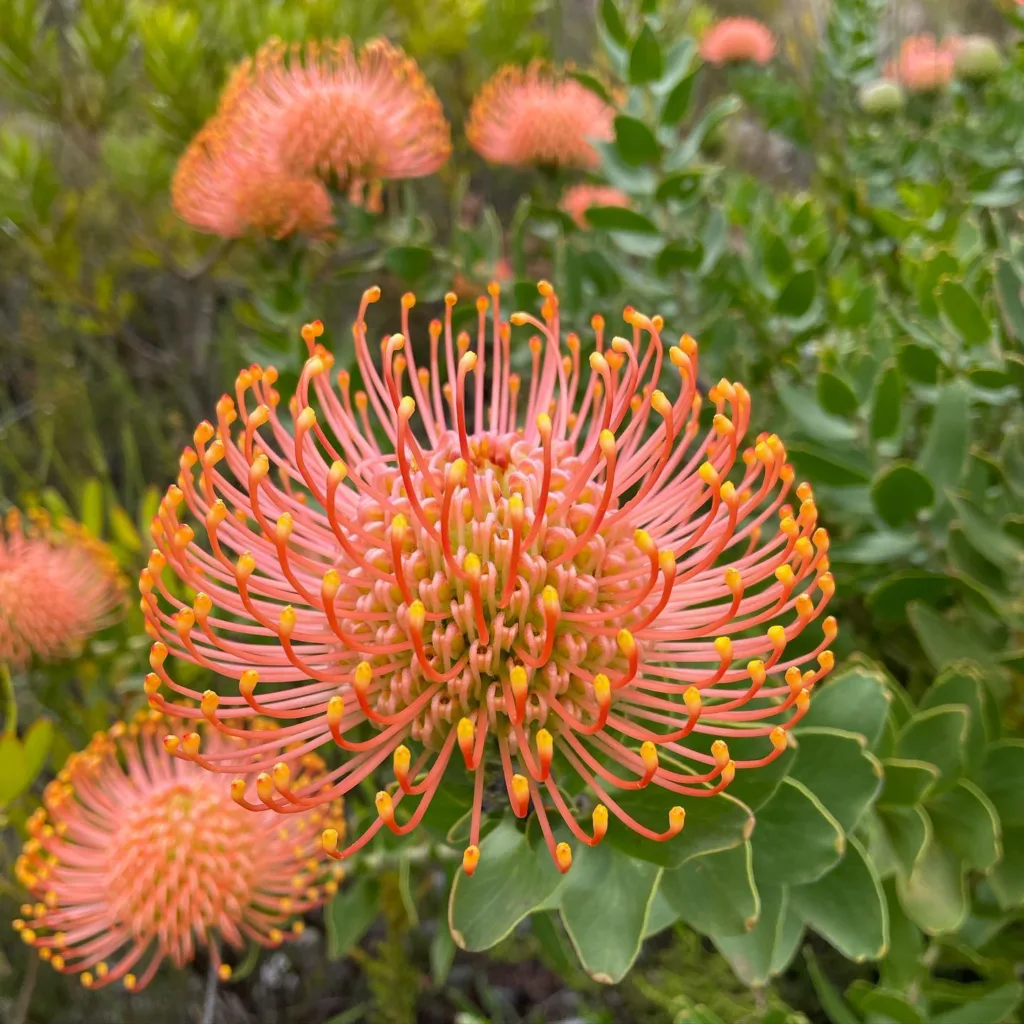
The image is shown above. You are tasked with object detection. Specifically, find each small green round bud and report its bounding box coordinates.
[954,36,1002,82]
[858,79,906,115]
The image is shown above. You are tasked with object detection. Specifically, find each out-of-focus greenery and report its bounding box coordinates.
[3,0,1024,1021]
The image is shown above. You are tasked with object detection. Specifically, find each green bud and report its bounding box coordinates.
[954,36,1002,82]
[858,79,906,115]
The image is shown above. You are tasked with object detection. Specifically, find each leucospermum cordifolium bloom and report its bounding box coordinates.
[0,508,124,669]
[699,18,777,66]
[140,282,837,876]
[466,63,615,169]
[172,37,452,237]
[14,713,343,992]
[884,34,961,93]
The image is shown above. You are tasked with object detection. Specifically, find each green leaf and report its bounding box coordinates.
[790,836,888,962]
[0,734,28,804]
[628,23,662,84]
[752,778,844,888]
[714,884,788,987]
[655,239,704,275]
[384,245,433,282]
[558,841,662,983]
[989,826,1024,908]
[846,984,925,1024]
[20,718,53,786]
[643,887,680,938]
[816,372,859,419]
[764,234,793,280]
[109,504,141,552]
[908,603,999,671]
[932,983,1024,1024]
[805,948,861,1024]
[773,375,858,443]
[770,904,804,976]
[880,881,924,991]
[871,463,935,528]
[788,728,882,832]
[947,493,1024,569]
[449,817,564,950]
[866,571,957,624]
[785,443,871,486]
[661,71,696,125]
[613,115,661,165]
[325,877,380,960]
[879,759,939,807]
[917,380,971,499]
[600,0,628,46]
[928,779,1001,872]
[832,531,919,565]
[430,922,457,987]
[994,259,1024,343]
[79,477,104,537]
[662,842,759,937]
[895,707,968,790]
[919,664,991,772]
[584,205,658,234]
[897,833,967,935]
[797,661,891,748]
[607,786,753,868]
[775,269,816,318]
[938,278,991,347]
[870,362,903,440]
[977,740,1024,828]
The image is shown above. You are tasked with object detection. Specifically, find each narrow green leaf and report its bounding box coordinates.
[21,718,53,786]
[947,493,1024,569]
[752,778,844,887]
[79,478,104,537]
[917,380,971,499]
[600,0,628,46]
[660,71,696,125]
[805,947,861,1024]
[932,983,1024,1024]
[430,922,457,987]
[0,735,28,804]
[938,277,991,346]
[790,836,888,962]
[785,443,871,486]
[773,375,858,443]
[628,23,662,84]
[994,258,1024,342]
[870,362,903,440]
[325,877,380,960]
[558,842,662,983]
[871,463,935,528]
[661,842,759,937]
[448,816,565,950]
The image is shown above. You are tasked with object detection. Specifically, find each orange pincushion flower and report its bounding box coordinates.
[0,509,124,669]
[14,714,343,992]
[173,38,451,237]
[141,282,836,876]
[561,184,631,229]
[700,18,777,66]
[884,35,961,92]
[467,63,616,169]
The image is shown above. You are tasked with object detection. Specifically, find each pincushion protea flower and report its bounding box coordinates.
[561,184,631,229]
[884,35,961,93]
[0,509,124,669]
[467,63,615,169]
[700,18,777,66]
[14,712,343,992]
[140,282,836,875]
[173,37,451,236]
